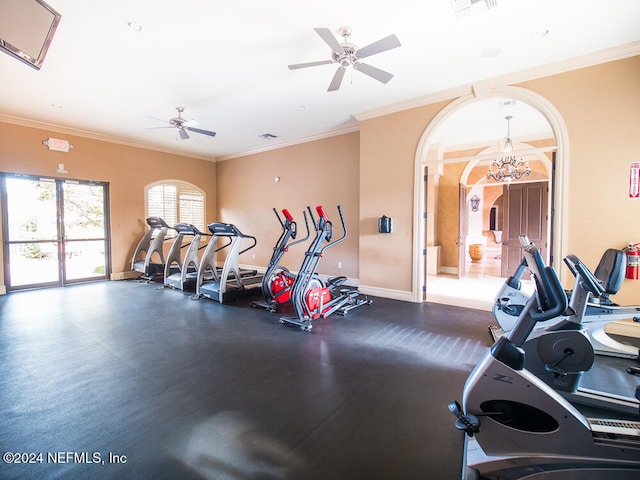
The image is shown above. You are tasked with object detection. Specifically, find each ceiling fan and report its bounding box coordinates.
[150,107,216,140]
[288,27,401,91]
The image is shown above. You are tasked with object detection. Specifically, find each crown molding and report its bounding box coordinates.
[0,111,360,163]
[216,122,360,162]
[0,113,217,162]
[354,41,640,122]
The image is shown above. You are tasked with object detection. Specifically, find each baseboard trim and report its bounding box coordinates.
[111,271,143,280]
[358,285,415,302]
[440,266,458,275]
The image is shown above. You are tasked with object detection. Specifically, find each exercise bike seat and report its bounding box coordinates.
[593,248,625,305]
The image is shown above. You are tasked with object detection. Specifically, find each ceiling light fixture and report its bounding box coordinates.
[487,115,530,185]
[127,21,142,32]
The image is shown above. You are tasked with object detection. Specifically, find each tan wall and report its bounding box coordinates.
[215,132,360,279]
[0,122,217,287]
[1,56,639,305]
[358,55,640,304]
[359,102,448,294]
[519,57,640,303]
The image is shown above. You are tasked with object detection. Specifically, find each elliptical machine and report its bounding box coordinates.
[449,237,640,480]
[280,205,371,332]
[251,208,310,312]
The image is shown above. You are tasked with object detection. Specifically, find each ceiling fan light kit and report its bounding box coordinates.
[288,26,401,92]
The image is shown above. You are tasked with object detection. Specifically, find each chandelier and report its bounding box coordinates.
[487,115,530,184]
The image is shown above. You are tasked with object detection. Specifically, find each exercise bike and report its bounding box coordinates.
[524,252,640,416]
[251,208,310,312]
[279,205,371,332]
[449,237,640,480]
[492,245,640,359]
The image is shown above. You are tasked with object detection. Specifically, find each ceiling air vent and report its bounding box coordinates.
[259,133,278,140]
[450,0,498,21]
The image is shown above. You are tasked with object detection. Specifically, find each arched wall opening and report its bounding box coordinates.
[412,86,570,303]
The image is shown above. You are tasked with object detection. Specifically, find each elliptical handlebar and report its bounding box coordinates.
[317,205,347,254]
[287,210,310,249]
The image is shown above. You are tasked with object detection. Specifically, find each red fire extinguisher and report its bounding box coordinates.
[625,243,639,280]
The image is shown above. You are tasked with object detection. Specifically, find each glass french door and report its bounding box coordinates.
[1,174,111,291]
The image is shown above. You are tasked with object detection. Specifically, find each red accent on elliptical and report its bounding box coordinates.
[316,205,328,221]
[282,209,294,222]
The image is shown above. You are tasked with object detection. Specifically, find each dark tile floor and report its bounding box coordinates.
[0,281,495,480]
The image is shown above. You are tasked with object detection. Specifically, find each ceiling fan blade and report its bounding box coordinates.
[182,119,199,128]
[354,62,394,84]
[187,127,217,137]
[356,34,401,59]
[147,116,170,124]
[178,128,190,140]
[328,66,346,92]
[288,59,334,70]
[314,27,344,56]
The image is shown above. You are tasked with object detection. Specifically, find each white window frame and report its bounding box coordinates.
[144,180,206,234]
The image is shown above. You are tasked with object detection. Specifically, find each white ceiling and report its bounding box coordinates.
[1,0,639,161]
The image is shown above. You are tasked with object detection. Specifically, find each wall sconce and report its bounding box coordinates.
[470,195,480,212]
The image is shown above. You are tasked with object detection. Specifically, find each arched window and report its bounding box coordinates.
[145,180,205,231]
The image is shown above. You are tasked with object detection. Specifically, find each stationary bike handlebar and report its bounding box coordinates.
[530,266,568,323]
[564,254,606,296]
[522,243,568,323]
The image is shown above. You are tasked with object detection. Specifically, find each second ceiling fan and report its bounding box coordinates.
[288,27,401,92]
[151,107,217,140]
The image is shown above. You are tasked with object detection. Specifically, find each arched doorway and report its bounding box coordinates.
[412,86,570,307]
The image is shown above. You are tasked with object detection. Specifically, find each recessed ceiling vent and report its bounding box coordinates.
[450,0,498,21]
[259,133,278,140]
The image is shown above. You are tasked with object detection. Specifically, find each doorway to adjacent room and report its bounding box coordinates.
[415,88,566,309]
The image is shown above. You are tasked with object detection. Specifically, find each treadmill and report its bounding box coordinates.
[164,223,210,292]
[195,222,263,303]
